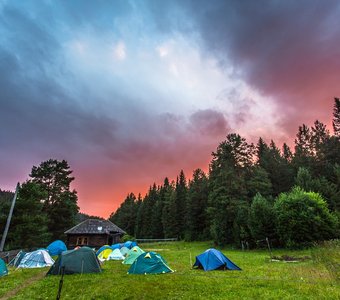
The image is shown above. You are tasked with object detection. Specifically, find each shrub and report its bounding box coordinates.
[274,187,338,247]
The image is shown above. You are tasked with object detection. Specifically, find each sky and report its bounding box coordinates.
[1,0,339,218]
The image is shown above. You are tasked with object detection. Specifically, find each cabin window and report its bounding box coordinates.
[76,237,89,245]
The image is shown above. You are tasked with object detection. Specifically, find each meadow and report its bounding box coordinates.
[0,241,339,300]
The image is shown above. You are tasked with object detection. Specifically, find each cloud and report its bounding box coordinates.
[190,109,229,137]
[2,0,338,217]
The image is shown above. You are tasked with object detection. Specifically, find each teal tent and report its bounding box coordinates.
[128,252,173,275]
[0,258,8,277]
[123,246,145,265]
[47,247,101,275]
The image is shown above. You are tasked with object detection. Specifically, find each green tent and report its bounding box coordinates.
[128,252,173,275]
[47,247,101,275]
[122,246,145,265]
[0,258,8,277]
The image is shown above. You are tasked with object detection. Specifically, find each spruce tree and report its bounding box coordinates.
[208,134,253,245]
[7,182,50,249]
[186,169,209,241]
[29,159,79,240]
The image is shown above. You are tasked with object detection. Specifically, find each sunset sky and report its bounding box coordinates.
[1,0,339,217]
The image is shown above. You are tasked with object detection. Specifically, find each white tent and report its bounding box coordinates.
[17,249,54,268]
[108,249,125,260]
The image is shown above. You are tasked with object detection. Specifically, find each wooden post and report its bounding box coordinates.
[266,237,273,260]
[0,183,19,252]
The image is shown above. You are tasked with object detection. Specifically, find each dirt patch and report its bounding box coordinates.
[271,255,311,262]
[144,249,170,251]
[0,271,45,300]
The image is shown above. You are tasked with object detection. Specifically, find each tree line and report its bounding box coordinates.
[110,98,340,247]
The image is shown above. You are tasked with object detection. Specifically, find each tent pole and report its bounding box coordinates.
[0,183,19,252]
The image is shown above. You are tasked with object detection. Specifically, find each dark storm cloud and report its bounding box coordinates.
[148,0,340,132]
[190,109,229,136]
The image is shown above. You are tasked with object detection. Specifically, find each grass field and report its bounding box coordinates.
[0,241,339,299]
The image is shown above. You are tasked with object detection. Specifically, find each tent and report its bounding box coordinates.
[193,248,241,271]
[111,243,121,250]
[47,240,67,256]
[0,258,8,277]
[97,248,113,261]
[128,252,173,275]
[96,245,111,256]
[119,247,129,256]
[17,250,54,269]
[123,241,137,249]
[123,246,145,265]
[47,247,101,275]
[8,250,26,267]
[107,249,125,260]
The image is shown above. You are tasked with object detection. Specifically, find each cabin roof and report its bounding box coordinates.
[65,219,126,235]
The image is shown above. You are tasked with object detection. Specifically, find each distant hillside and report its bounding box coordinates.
[76,212,105,223]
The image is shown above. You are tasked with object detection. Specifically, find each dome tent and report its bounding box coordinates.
[111,243,121,250]
[119,247,129,256]
[193,248,241,271]
[96,245,111,256]
[17,249,54,269]
[47,247,101,275]
[108,249,125,260]
[98,248,113,261]
[0,258,8,277]
[123,241,137,249]
[47,240,67,256]
[123,246,145,265]
[128,252,173,275]
[8,250,26,267]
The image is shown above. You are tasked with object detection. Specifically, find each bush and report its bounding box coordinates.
[274,187,338,247]
[121,234,135,242]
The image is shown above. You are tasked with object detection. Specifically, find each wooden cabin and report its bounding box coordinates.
[65,219,126,249]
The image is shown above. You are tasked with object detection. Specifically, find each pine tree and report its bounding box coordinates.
[7,182,50,249]
[186,169,209,241]
[29,159,79,240]
[109,193,137,236]
[175,170,187,239]
[208,134,253,245]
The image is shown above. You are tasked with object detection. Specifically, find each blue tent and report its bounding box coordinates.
[124,241,137,249]
[111,243,121,250]
[193,249,241,271]
[0,258,8,277]
[47,240,67,256]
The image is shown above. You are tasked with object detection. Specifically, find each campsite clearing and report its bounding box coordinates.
[0,241,339,299]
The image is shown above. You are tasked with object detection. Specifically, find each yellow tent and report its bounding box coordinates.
[98,248,113,261]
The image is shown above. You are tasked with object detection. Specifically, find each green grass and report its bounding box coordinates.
[1,241,339,299]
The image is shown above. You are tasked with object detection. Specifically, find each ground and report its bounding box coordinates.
[0,241,338,299]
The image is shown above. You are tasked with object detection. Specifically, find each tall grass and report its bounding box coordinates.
[311,239,340,282]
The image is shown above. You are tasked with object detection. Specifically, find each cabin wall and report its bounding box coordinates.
[67,234,108,249]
